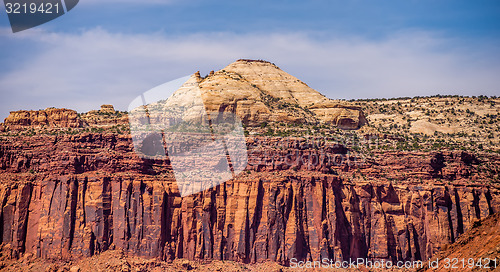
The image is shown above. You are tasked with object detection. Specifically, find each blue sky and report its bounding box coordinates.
[1,0,499,120]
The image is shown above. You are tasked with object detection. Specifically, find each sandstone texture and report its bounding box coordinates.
[3,108,82,130]
[196,59,367,129]
[0,133,498,266]
[79,105,128,128]
[2,105,128,132]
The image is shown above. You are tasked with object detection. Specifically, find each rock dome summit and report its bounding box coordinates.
[195,59,367,129]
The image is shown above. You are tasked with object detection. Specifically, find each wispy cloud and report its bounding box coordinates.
[0,27,499,120]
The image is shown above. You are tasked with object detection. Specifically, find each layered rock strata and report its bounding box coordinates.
[197,59,368,129]
[3,108,82,130]
[0,134,498,265]
[1,60,368,132]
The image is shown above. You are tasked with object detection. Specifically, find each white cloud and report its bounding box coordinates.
[0,27,499,120]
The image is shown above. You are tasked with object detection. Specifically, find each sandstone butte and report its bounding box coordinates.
[196,59,368,129]
[0,59,498,271]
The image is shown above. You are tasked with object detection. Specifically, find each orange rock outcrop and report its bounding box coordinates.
[196,59,368,129]
[3,108,82,130]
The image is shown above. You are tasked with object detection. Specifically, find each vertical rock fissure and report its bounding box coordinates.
[485,190,494,216]
[209,189,217,259]
[125,182,132,240]
[405,227,412,260]
[0,187,11,244]
[67,178,78,251]
[268,185,280,262]
[160,190,169,255]
[454,189,464,235]
[243,200,251,262]
[176,212,184,259]
[62,178,72,255]
[48,179,59,216]
[138,181,145,249]
[411,225,421,261]
[386,216,398,262]
[89,231,96,256]
[472,190,481,219]
[283,184,294,263]
[297,184,309,261]
[445,190,455,244]
[17,183,33,254]
[334,187,352,259]
[216,184,226,260]
[82,177,87,226]
[250,179,264,244]
[102,177,112,251]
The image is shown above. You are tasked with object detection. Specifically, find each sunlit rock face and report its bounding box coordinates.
[196,59,368,129]
[0,133,498,263]
[3,108,82,130]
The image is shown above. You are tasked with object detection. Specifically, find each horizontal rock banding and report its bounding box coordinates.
[4,108,82,130]
[0,133,498,264]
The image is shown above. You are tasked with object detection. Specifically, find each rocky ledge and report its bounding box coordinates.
[3,108,82,130]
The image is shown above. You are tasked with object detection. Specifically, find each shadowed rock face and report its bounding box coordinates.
[0,133,498,264]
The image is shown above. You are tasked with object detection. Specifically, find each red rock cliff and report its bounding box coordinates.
[0,133,498,265]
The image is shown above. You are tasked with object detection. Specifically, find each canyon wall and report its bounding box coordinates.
[0,133,499,265]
